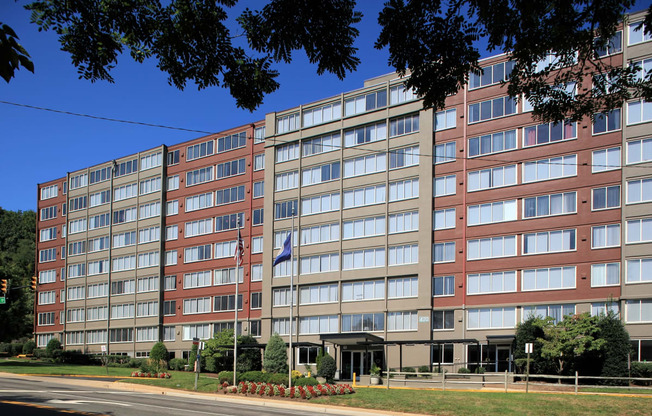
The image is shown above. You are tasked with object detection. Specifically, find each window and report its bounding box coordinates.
[468,200,517,226]
[299,283,338,305]
[342,216,385,240]
[182,324,210,340]
[299,315,338,334]
[467,307,516,329]
[591,302,619,317]
[343,153,386,177]
[164,275,177,291]
[215,185,245,206]
[251,292,262,309]
[167,175,179,191]
[87,260,108,276]
[137,251,159,268]
[627,100,652,125]
[389,145,419,169]
[254,126,265,143]
[217,131,246,153]
[433,275,454,296]
[627,138,652,165]
[214,240,237,259]
[252,236,263,253]
[628,21,652,45]
[113,231,136,248]
[40,184,58,200]
[254,154,265,171]
[39,248,57,263]
[342,280,384,302]
[251,264,262,282]
[467,271,516,295]
[273,287,297,306]
[523,121,576,147]
[273,258,298,278]
[592,147,621,173]
[594,31,622,57]
[36,334,54,348]
[593,109,621,134]
[141,151,162,170]
[303,101,342,127]
[342,248,385,270]
[523,304,575,324]
[253,181,264,198]
[468,96,517,123]
[434,142,455,164]
[298,346,326,365]
[166,225,178,241]
[302,133,341,157]
[390,114,419,137]
[40,226,57,242]
[627,218,652,243]
[433,175,456,197]
[625,299,652,323]
[163,301,176,316]
[275,200,298,220]
[112,255,136,271]
[433,242,455,263]
[435,109,456,131]
[67,285,85,301]
[631,57,652,82]
[301,222,339,245]
[344,121,387,147]
[38,291,56,305]
[87,283,108,299]
[213,267,243,285]
[343,184,385,209]
[114,183,138,201]
[113,207,137,225]
[627,178,652,204]
[111,279,135,295]
[469,60,514,89]
[69,173,88,189]
[39,270,56,284]
[186,166,213,186]
[345,89,387,115]
[90,190,111,207]
[69,195,87,212]
[592,224,620,248]
[111,303,135,320]
[187,140,214,161]
[301,193,340,216]
[522,266,576,291]
[593,185,620,210]
[276,112,300,134]
[137,276,159,293]
[184,297,212,314]
[213,294,243,312]
[630,339,652,362]
[276,142,300,163]
[136,327,158,342]
[388,277,418,298]
[433,310,455,330]
[388,211,418,234]
[86,306,108,321]
[186,192,213,212]
[275,171,299,191]
[114,159,138,177]
[167,149,180,166]
[388,311,418,331]
[389,84,417,104]
[141,202,162,221]
[67,262,85,278]
[388,244,418,266]
[626,258,652,283]
[302,162,340,186]
[523,155,577,183]
[300,253,339,274]
[467,235,517,260]
[523,229,576,254]
[591,263,620,287]
[137,301,158,317]
[389,178,419,201]
[138,227,160,244]
[40,205,57,221]
[215,212,244,232]
[524,192,576,219]
[433,208,455,230]
[88,213,109,230]
[342,313,384,332]
[469,129,517,157]
[66,331,84,345]
[253,208,264,226]
[184,244,212,263]
[185,218,213,238]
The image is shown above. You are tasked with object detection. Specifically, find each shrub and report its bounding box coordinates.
[631,362,652,386]
[263,334,288,374]
[149,342,169,373]
[317,354,336,383]
[33,348,47,359]
[240,371,268,383]
[0,342,10,354]
[293,377,318,386]
[45,338,61,358]
[403,366,416,378]
[596,312,630,385]
[458,367,471,373]
[217,371,239,385]
[237,335,262,372]
[10,342,24,356]
[59,350,94,365]
[268,372,289,386]
[128,358,145,368]
[418,365,430,374]
[475,366,486,374]
[169,358,186,371]
[22,340,36,355]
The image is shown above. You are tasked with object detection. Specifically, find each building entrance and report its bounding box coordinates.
[341,350,384,380]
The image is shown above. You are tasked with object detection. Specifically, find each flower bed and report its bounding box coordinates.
[130,371,171,378]
[222,381,354,399]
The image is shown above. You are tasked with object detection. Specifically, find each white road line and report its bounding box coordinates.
[46,399,132,407]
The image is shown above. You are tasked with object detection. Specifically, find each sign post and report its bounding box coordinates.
[525,342,533,393]
[193,337,202,391]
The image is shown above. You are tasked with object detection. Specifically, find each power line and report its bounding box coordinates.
[0,100,215,134]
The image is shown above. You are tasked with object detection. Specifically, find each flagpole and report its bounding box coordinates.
[288,209,295,390]
[233,217,241,387]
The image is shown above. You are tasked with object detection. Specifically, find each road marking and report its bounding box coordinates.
[47,399,133,407]
[0,399,110,416]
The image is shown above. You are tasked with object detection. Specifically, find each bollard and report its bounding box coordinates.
[442,371,446,391]
[504,370,508,393]
[575,371,578,395]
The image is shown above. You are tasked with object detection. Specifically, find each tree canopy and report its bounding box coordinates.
[2,1,652,118]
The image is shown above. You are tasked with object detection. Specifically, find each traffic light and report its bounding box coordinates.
[30,276,37,291]
[0,279,6,295]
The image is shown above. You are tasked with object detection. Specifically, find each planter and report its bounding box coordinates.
[370,376,381,385]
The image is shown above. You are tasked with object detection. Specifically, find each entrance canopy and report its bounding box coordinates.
[320,332,384,346]
[486,335,515,344]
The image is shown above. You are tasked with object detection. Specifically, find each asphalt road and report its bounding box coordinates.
[0,376,374,416]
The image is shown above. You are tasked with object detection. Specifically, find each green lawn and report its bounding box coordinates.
[1,359,650,416]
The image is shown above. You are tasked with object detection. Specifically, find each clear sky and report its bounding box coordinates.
[0,1,394,212]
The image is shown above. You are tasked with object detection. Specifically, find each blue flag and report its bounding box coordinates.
[273,232,292,266]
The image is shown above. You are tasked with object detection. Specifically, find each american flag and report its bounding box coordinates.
[234,227,244,266]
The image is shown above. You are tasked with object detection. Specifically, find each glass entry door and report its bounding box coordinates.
[341,351,384,380]
[496,346,512,372]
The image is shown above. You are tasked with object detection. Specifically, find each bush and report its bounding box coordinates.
[293,377,318,386]
[317,354,336,383]
[418,365,430,374]
[631,362,652,386]
[33,348,47,359]
[217,371,238,385]
[22,340,36,355]
[0,342,10,354]
[128,358,146,368]
[59,350,95,365]
[268,372,289,386]
[240,371,268,383]
[263,334,288,374]
[150,342,169,373]
[475,366,486,374]
[169,358,186,371]
[10,342,24,356]
[403,367,416,378]
[45,338,61,358]
[458,367,471,374]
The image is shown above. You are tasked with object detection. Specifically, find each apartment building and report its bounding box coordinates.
[35,11,651,376]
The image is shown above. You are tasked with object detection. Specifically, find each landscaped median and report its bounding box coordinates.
[221,380,354,399]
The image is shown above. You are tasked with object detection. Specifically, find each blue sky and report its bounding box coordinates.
[0,1,393,212]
